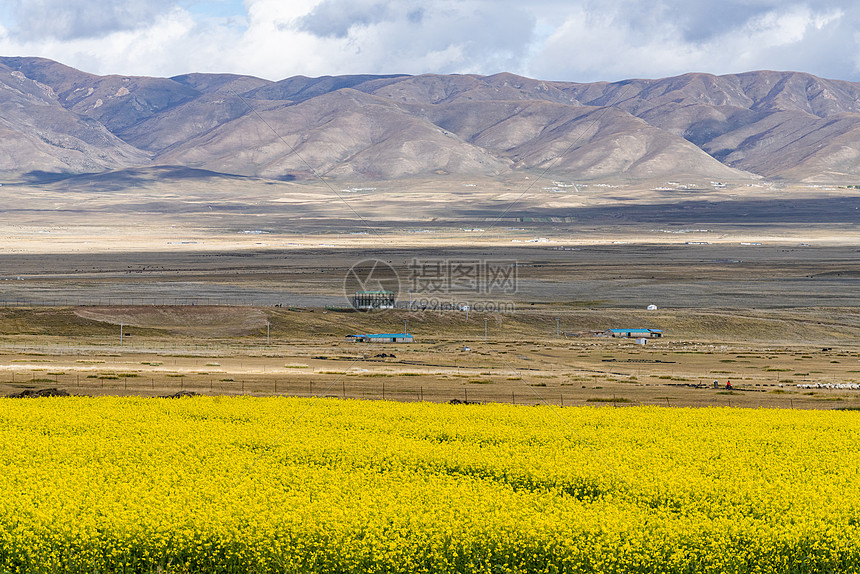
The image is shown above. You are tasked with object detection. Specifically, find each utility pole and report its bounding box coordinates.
[484,319,488,341]
[266,321,270,346]
[120,323,123,347]
[556,317,560,338]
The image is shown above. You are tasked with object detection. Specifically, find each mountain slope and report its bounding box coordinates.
[156,89,508,179]
[3,57,860,182]
[0,58,150,175]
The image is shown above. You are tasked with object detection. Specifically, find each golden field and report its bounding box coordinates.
[1,396,858,573]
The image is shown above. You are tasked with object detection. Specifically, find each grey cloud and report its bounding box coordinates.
[298,0,392,39]
[618,1,770,42]
[406,8,423,24]
[5,0,178,40]
[593,0,849,44]
[296,0,537,74]
[670,2,775,43]
[746,8,858,78]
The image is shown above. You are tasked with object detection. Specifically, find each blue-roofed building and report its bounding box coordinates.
[346,333,414,343]
[607,328,663,338]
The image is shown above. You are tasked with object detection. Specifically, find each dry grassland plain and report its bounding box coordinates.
[0,174,858,409]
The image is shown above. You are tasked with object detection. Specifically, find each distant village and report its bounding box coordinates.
[345,290,663,344]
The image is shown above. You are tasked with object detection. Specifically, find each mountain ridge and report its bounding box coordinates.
[2,57,860,183]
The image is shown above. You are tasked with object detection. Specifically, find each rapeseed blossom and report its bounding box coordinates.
[0,397,857,573]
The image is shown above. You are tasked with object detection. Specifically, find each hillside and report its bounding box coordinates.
[3,57,860,183]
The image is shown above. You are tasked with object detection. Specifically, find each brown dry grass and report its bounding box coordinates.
[1,305,858,410]
[75,306,268,336]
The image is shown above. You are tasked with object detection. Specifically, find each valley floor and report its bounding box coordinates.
[0,177,857,409]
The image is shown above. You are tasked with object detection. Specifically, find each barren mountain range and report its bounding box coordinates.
[3,56,860,183]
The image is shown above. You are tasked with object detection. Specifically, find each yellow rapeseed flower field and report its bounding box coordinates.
[0,396,858,573]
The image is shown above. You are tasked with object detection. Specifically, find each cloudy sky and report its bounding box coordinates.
[0,0,858,82]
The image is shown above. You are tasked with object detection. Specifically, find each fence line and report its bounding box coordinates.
[0,342,289,356]
[0,298,284,308]
[3,370,843,410]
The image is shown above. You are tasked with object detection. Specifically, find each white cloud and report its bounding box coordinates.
[228,0,536,78]
[0,0,858,82]
[528,2,855,81]
[0,4,247,77]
